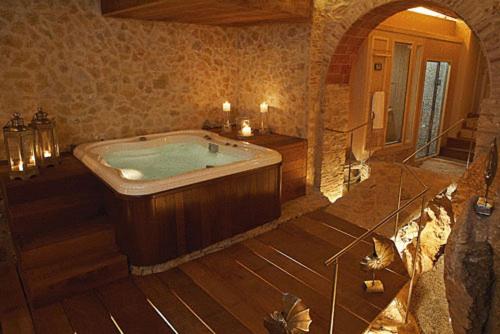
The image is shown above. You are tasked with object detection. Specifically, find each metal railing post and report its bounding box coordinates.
[347,132,353,192]
[394,167,404,238]
[466,135,474,169]
[328,259,339,334]
[405,194,425,323]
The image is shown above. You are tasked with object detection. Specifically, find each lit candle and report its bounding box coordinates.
[29,155,36,165]
[241,124,252,137]
[223,101,231,112]
[17,161,24,171]
[43,150,52,158]
[260,102,269,113]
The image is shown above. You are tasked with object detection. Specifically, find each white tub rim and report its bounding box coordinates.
[73,129,282,196]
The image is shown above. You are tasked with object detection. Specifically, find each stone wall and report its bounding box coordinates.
[0,0,244,158]
[232,24,310,138]
[0,0,310,160]
[320,84,349,201]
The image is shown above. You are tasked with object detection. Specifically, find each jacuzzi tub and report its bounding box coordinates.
[74,130,282,196]
[74,130,283,266]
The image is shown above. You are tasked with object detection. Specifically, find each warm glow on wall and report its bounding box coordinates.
[408,7,457,21]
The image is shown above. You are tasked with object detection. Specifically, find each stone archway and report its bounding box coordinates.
[305,0,499,192]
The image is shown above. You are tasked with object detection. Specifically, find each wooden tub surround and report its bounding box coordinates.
[212,129,308,202]
[0,130,305,309]
[106,163,281,266]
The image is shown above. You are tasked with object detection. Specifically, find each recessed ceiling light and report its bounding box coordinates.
[408,7,457,21]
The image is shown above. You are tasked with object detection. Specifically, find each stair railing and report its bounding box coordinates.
[323,117,474,333]
[325,121,369,191]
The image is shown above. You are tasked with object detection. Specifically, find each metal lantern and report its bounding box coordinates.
[3,113,38,180]
[31,107,60,167]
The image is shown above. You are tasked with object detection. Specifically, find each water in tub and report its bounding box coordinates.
[103,141,247,180]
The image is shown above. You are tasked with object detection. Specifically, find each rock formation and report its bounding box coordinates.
[444,198,496,334]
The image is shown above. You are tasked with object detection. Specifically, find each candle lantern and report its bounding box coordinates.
[238,118,253,138]
[222,101,232,133]
[3,113,38,180]
[259,102,270,134]
[31,107,60,167]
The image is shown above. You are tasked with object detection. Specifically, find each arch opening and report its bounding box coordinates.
[316,1,493,202]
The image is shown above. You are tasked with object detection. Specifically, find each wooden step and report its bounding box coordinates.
[2,155,104,205]
[8,192,105,237]
[439,146,475,162]
[458,128,475,139]
[18,217,117,270]
[22,250,128,308]
[446,137,475,150]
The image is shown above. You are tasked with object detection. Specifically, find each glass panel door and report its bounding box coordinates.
[386,42,412,145]
[416,61,451,159]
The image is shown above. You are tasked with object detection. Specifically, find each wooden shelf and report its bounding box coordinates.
[101,0,312,26]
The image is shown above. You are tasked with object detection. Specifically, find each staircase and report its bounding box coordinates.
[2,155,128,308]
[439,114,477,162]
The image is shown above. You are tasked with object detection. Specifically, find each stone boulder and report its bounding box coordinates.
[444,197,496,334]
[402,187,454,276]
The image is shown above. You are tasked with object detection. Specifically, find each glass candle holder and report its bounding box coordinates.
[222,101,232,133]
[238,118,253,138]
[259,102,270,134]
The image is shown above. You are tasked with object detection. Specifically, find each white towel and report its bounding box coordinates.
[372,91,385,129]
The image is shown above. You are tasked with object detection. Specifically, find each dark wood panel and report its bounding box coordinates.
[101,0,311,26]
[214,130,307,202]
[106,164,281,266]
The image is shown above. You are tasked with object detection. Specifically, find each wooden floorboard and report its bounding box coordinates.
[181,260,268,334]
[32,303,73,334]
[26,206,410,334]
[61,292,119,334]
[96,278,175,334]
[242,238,382,323]
[132,274,214,334]
[0,264,35,334]
[157,268,253,334]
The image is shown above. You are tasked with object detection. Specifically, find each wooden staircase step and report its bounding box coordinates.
[439,146,474,162]
[8,192,105,237]
[446,137,475,150]
[23,250,128,308]
[19,217,117,270]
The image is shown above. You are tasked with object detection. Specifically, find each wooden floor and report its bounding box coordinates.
[30,208,409,334]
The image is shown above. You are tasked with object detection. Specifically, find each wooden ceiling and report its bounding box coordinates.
[101,0,312,26]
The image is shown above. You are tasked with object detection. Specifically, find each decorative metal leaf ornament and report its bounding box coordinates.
[264,293,312,334]
[361,237,395,271]
[360,237,396,293]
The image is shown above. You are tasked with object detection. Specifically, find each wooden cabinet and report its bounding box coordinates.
[101,0,312,25]
[214,130,307,202]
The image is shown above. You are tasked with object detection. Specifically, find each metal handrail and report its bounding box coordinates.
[323,188,428,266]
[403,118,466,163]
[325,121,369,191]
[323,117,475,333]
[325,121,369,134]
